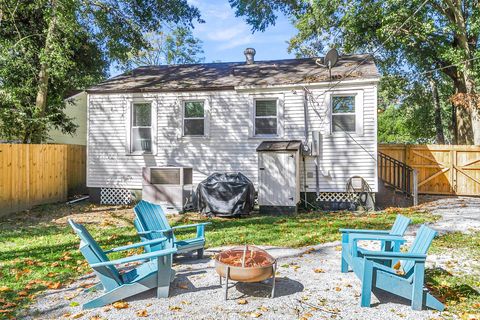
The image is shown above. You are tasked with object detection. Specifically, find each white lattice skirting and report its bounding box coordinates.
[100,188,132,205]
[316,192,359,203]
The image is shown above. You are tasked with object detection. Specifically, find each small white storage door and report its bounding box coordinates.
[258,152,297,206]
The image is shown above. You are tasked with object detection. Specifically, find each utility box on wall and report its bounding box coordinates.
[142,166,193,214]
[256,141,301,214]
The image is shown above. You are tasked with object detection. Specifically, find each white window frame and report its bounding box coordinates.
[328,91,364,136]
[125,98,157,155]
[182,99,207,137]
[250,96,284,138]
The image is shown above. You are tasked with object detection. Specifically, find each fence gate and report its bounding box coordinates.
[379,145,480,196]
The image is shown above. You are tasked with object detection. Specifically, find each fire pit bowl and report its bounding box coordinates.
[215,246,277,299]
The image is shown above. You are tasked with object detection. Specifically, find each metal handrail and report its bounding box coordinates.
[378,152,415,196]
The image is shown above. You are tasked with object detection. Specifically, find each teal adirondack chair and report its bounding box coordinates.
[68,219,177,309]
[340,214,411,272]
[133,200,210,258]
[348,224,444,311]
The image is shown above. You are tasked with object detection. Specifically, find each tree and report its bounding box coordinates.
[0,0,201,143]
[229,0,480,145]
[124,27,204,69]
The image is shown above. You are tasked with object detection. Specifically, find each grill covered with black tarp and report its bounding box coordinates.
[194,172,255,217]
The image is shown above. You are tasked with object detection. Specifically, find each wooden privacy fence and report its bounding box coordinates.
[0,144,86,216]
[379,144,480,196]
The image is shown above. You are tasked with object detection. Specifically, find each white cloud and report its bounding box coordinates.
[206,25,249,41]
[218,34,254,50]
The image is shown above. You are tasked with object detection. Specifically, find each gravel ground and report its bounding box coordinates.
[417,196,480,234]
[25,196,480,319]
[24,243,442,320]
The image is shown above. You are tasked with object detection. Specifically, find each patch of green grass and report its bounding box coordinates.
[0,203,438,318]
[426,232,480,317]
[173,208,438,248]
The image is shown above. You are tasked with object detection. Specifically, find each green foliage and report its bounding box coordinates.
[229,0,480,144]
[378,75,453,143]
[124,26,204,69]
[0,0,202,142]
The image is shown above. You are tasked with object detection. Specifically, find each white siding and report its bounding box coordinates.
[49,92,87,145]
[87,81,378,192]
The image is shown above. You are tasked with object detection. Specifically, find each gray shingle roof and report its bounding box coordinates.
[87,55,379,93]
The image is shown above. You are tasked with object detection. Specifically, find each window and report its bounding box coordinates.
[131,103,152,153]
[254,99,277,136]
[183,101,205,136]
[331,95,356,133]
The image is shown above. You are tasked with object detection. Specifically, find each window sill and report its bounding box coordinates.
[181,135,209,139]
[126,151,155,156]
[248,135,283,140]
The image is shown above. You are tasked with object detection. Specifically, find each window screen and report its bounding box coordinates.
[255,100,277,135]
[332,96,356,132]
[184,101,205,136]
[131,103,152,153]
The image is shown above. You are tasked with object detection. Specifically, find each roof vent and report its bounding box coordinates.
[244,48,256,65]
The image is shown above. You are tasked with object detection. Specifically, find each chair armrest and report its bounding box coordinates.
[91,248,177,267]
[362,250,427,261]
[339,228,390,234]
[104,237,167,254]
[349,234,406,243]
[171,222,211,230]
[137,228,173,235]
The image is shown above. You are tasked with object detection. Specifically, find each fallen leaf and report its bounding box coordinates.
[51,262,60,267]
[250,312,262,318]
[169,306,181,311]
[334,287,342,291]
[89,316,104,320]
[177,283,188,289]
[112,301,129,309]
[71,312,84,319]
[18,291,28,297]
[47,272,58,278]
[259,306,269,312]
[393,261,402,270]
[136,310,148,317]
[237,299,248,305]
[302,313,313,318]
[63,312,72,318]
[314,268,325,273]
[48,282,62,289]
[70,301,80,307]
[335,246,342,251]
[0,287,10,292]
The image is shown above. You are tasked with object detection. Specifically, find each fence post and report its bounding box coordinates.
[412,169,418,206]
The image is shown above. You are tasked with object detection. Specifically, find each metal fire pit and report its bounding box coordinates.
[215,245,277,300]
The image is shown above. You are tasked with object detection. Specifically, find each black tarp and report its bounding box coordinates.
[194,172,255,216]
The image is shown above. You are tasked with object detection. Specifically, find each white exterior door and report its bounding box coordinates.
[258,152,297,206]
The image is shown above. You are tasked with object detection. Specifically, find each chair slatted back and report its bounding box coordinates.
[134,201,175,250]
[402,225,437,277]
[390,214,411,236]
[68,219,123,290]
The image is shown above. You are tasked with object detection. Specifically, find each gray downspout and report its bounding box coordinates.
[303,89,309,207]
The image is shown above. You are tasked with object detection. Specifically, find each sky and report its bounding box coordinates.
[110,1,298,76]
[188,0,297,63]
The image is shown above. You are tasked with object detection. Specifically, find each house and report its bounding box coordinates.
[48,91,88,145]
[85,49,380,210]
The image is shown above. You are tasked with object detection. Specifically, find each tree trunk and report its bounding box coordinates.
[429,77,445,144]
[452,77,474,145]
[451,102,457,144]
[32,0,57,143]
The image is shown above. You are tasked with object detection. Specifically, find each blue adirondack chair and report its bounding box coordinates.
[133,200,210,258]
[340,214,411,272]
[68,219,177,309]
[348,224,444,311]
